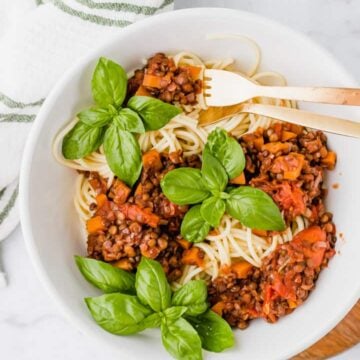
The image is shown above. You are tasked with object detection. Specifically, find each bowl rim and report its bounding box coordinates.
[19,7,360,360]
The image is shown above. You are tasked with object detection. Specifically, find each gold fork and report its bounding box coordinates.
[204,69,360,107]
[198,103,360,138]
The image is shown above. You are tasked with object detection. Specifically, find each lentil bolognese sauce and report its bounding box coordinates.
[53,44,338,358]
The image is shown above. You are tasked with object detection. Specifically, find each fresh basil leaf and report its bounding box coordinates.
[172,280,208,316]
[114,108,145,133]
[161,317,202,360]
[77,107,112,127]
[163,306,188,322]
[200,197,225,228]
[92,57,128,107]
[75,256,135,294]
[103,124,142,187]
[127,96,181,131]
[138,312,161,329]
[187,310,234,353]
[135,257,171,312]
[201,151,228,193]
[180,205,211,243]
[85,293,152,335]
[226,186,286,231]
[161,168,210,205]
[205,128,245,179]
[62,121,104,159]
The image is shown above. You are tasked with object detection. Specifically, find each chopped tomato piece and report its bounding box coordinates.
[119,204,160,228]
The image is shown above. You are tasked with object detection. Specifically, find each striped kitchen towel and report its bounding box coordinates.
[0,0,174,286]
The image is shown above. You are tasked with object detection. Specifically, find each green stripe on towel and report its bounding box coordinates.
[51,0,132,27]
[0,92,44,109]
[75,0,173,15]
[0,114,36,123]
[0,186,18,226]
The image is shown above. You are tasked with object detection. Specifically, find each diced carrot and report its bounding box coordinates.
[177,238,191,250]
[281,131,297,141]
[219,265,231,276]
[289,124,304,135]
[208,229,220,236]
[110,179,131,205]
[185,65,202,80]
[113,259,132,271]
[252,229,268,237]
[182,247,205,268]
[273,123,283,138]
[321,151,336,170]
[288,300,298,309]
[142,149,163,171]
[95,194,107,208]
[142,74,163,89]
[231,261,253,279]
[211,301,225,316]
[262,142,291,154]
[253,137,264,151]
[134,183,143,196]
[271,153,305,180]
[119,203,160,228]
[86,216,105,234]
[230,172,246,185]
[135,85,152,96]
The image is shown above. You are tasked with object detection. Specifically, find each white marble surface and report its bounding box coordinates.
[1,0,360,359]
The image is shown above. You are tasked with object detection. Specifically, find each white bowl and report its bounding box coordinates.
[20,8,360,360]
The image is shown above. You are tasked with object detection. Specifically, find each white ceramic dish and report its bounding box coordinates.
[20,8,360,360]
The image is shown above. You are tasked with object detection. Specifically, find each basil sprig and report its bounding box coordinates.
[62,57,181,186]
[161,128,286,242]
[76,256,234,359]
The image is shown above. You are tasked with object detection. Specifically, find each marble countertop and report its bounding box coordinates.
[1,0,360,359]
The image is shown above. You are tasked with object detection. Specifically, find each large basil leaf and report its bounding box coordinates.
[75,256,135,294]
[161,317,202,360]
[172,280,208,316]
[103,123,142,187]
[201,151,228,193]
[138,312,161,329]
[163,306,188,322]
[77,107,112,127]
[226,186,286,231]
[91,57,128,107]
[114,108,145,133]
[187,310,234,353]
[135,257,171,312]
[200,197,225,228]
[62,121,104,159]
[205,128,245,179]
[161,168,210,205]
[85,293,152,335]
[127,96,181,131]
[180,205,211,243]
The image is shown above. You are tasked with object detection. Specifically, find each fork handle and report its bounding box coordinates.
[257,85,360,106]
[241,103,360,138]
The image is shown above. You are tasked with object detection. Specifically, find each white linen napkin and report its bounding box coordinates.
[0,0,174,286]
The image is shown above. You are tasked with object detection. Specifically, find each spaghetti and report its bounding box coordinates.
[53,42,300,286]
